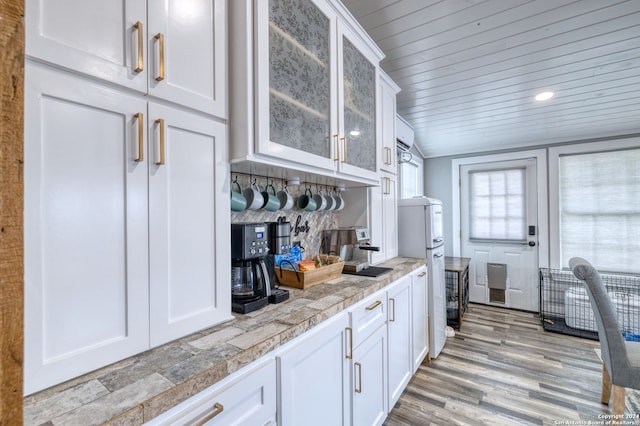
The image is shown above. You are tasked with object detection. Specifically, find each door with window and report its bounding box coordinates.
[460,158,539,311]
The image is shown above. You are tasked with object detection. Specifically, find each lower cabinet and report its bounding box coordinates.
[277,313,351,426]
[411,266,430,372]
[146,268,425,425]
[145,357,277,426]
[351,324,388,426]
[387,276,413,408]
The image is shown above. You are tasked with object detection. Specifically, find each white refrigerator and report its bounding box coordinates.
[397,197,446,358]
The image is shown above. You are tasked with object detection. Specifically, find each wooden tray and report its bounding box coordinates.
[275,261,345,289]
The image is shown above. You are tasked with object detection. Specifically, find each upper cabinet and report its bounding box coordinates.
[26,0,226,118]
[378,71,401,175]
[230,0,384,185]
[337,21,379,182]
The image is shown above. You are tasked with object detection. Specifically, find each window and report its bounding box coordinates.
[469,168,526,241]
[558,148,640,273]
[399,156,423,198]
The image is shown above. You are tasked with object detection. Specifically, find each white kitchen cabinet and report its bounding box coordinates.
[378,71,400,175]
[24,63,151,395]
[148,103,231,347]
[145,357,277,426]
[24,63,231,394]
[230,0,383,185]
[351,324,388,426]
[277,313,351,426]
[348,290,388,426]
[411,266,429,373]
[370,175,398,265]
[336,20,380,182]
[26,0,226,118]
[386,276,412,408]
[349,289,387,349]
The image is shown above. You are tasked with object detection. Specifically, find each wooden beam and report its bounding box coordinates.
[0,0,25,424]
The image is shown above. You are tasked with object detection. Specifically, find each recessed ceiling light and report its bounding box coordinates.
[535,91,554,102]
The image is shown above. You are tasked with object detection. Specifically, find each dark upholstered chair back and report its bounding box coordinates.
[569,257,629,384]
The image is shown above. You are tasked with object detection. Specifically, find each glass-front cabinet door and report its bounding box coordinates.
[254,0,381,182]
[337,21,379,182]
[255,0,338,171]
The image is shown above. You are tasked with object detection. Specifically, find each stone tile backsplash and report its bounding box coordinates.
[230,174,340,257]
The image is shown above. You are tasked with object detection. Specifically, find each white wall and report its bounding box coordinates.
[423,133,640,258]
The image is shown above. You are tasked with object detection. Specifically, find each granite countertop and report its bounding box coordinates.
[24,257,426,426]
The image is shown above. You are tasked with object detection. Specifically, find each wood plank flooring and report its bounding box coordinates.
[385,303,640,426]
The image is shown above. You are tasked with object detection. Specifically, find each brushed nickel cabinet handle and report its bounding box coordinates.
[383,177,391,195]
[389,298,395,322]
[155,118,165,165]
[154,33,165,81]
[341,137,347,163]
[194,402,224,426]
[132,21,144,73]
[354,362,362,393]
[366,300,382,311]
[345,327,353,359]
[333,134,340,161]
[418,271,426,277]
[134,112,144,162]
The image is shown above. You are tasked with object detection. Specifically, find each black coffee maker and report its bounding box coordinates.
[231,223,271,314]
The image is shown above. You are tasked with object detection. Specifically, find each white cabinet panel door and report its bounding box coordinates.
[24,64,150,395]
[352,325,388,426]
[147,0,226,117]
[369,181,385,265]
[148,103,231,347]
[378,72,399,175]
[146,358,276,426]
[383,175,398,260]
[387,276,412,408]
[411,267,429,373]
[369,175,397,265]
[26,0,147,92]
[278,313,351,426]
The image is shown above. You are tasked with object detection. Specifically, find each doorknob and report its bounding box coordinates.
[528,241,536,247]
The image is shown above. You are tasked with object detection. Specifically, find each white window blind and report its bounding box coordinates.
[559,148,640,273]
[469,168,526,241]
[400,158,423,199]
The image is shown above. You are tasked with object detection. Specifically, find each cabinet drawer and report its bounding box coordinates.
[349,290,387,349]
[146,358,276,426]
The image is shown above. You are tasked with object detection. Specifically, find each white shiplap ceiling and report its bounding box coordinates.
[341,0,640,158]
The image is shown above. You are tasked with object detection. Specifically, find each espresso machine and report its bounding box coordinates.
[323,228,390,277]
[231,223,272,314]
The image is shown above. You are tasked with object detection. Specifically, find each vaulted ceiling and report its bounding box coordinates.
[341,0,640,158]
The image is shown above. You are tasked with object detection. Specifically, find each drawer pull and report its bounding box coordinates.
[418,272,426,277]
[195,402,224,426]
[366,300,382,311]
[345,327,353,359]
[132,21,144,73]
[354,362,362,393]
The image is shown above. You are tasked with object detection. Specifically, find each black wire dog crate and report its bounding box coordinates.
[539,268,640,340]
